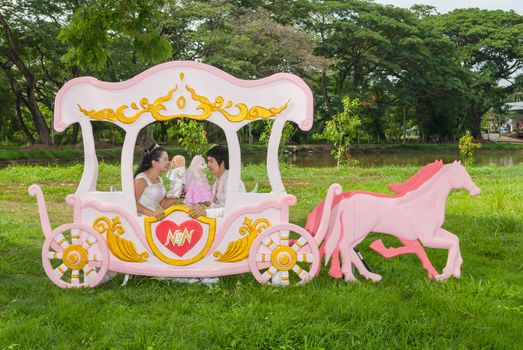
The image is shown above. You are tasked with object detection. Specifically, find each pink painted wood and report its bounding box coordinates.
[307,160,443,278]
[323,161,479,282]
[307,161,479,281]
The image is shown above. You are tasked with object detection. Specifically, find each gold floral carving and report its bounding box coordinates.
[77,75,289,124]
[214,217,271,262]
[78,86,178,124]
[93,216,149,262]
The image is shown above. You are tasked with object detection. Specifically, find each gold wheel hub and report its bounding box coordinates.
[62,244,88,270]
[271,246,297,271]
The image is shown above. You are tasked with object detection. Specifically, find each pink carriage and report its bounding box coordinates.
[28,61,343,288]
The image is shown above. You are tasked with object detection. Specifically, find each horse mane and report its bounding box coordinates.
[395,162,458,204]
[305,160,446,236]
[388,160,444,194]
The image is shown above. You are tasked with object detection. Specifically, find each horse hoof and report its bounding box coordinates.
[366,273,382,282]
[329,270,343,279]
[344,275,357,283]
[435,273,450,281]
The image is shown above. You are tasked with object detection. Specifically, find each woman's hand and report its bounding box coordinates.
[161,197,178,209]
[152,210,165,221]
[188,205,206,218]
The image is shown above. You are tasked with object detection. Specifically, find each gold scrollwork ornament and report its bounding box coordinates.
[93,216,149,262]
[77,73,290,124]
[214,217,271,262]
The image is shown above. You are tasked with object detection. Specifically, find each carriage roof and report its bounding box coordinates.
[53,61,314,210]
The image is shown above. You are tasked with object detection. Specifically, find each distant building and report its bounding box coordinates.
[506,102,523,132]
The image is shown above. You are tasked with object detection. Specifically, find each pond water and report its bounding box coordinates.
[242,149,523,168]
[2,149,522,168]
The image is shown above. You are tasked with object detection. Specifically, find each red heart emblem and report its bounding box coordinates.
[155,220,203,257]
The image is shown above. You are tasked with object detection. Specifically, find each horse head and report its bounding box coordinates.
[448,161,480,196]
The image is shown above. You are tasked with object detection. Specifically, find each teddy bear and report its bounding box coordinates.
[166,155,186,199]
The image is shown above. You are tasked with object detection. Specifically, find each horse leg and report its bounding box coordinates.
[319,243,343,279]
[420,229,460,281]
[347,245,382,282]
[338,240,356,282]
[369,238,438,279]
[369,239,413,258]
[330,248,343,279]
[398,238,439,279]
[438,229,462,278]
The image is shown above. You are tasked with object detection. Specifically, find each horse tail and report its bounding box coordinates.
[325,206,344,265]
[313,183,342,245]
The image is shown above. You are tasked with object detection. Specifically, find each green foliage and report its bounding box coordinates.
[459,131,481,166]
[320,96,362,167]
[58,0,172,71]
[1,0,522,146]
[258,120,296,159]
[424,9,523,137]
[175,120,208,157]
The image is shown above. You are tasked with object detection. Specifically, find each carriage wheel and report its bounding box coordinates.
[248,224,320,287]
[42,224,109,288]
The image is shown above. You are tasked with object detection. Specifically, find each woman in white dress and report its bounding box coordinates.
[134,144,177,219]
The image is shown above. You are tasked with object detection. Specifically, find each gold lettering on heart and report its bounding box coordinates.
[163,228,195,247]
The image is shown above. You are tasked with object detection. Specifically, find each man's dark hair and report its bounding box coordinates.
[207,145,229,169]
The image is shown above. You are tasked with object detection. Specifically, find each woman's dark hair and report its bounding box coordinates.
[207,145,229,169]
[134,144,166,177]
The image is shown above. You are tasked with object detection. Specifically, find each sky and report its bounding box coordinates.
[372,0,523,15]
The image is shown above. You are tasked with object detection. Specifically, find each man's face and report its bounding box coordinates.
[207,156,224,177]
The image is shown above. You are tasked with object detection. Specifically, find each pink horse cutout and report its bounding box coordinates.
[320,161,480,282]
[306,160,444,279]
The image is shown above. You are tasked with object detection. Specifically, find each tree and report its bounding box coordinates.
[0,2,60,145]
[425,9,523,138]
[320,96,361,167]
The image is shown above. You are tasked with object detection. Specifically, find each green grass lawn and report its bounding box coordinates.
[0,163,522,349]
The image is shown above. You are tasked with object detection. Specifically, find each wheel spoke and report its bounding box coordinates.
[71,270,80,286]
[54,263,68,278]
[291,237,308,252]
[262,237,277,251]
[278,230,289,247]
[54,234,70,249]
[261,266,277,283]
[82,236,97,250]
[256,253,271,263]
[292,264,309,281]
[47,251,63,260]
[297,253,314,263]
[280,270,289,287]
[82,265,97,283]
[70,229,81,245]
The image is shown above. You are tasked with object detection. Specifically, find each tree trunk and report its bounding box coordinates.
[0,10,52,145]
[138,124,156,146]
[468,104,482,140]
[15,95,36,144]
[321,69,333,117]
[69,123,80,145]
[160,122,167,143]
[4,69,36,144]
